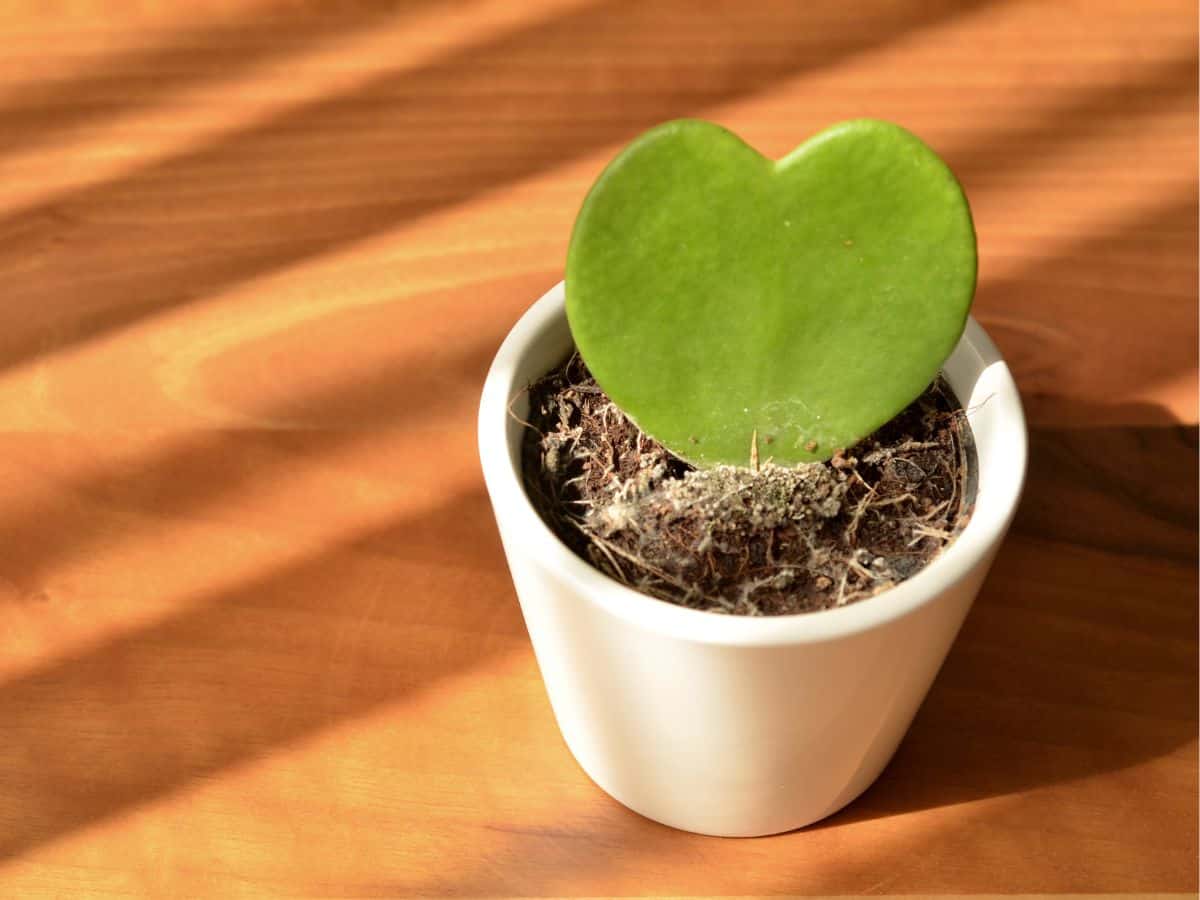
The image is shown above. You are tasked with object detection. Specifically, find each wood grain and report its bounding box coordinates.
[0,1,1194,896]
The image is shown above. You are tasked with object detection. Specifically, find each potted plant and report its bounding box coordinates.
[478,119,1027,836]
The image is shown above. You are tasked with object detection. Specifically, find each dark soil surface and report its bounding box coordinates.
[520,353,975,616]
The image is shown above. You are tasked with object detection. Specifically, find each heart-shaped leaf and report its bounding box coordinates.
[565,118,976,465]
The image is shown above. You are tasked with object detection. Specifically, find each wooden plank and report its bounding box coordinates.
[0,1,1194,895]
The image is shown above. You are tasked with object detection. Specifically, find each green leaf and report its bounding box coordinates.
[565,118,976,465]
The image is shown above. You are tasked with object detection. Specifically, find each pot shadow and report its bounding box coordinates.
[394,413,1197,897]
[817,411,1198,828]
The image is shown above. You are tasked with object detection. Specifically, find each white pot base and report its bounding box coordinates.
[480,282,1026,836]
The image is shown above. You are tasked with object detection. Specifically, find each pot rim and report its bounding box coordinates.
[478,281,1027,647]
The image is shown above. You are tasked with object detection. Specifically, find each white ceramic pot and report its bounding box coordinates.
[478,282,1026,837]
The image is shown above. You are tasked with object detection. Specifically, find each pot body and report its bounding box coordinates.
[479,282,1026,836]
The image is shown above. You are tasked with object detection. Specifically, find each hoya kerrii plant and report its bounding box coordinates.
[566,118,975,465]
[525,118,979,615]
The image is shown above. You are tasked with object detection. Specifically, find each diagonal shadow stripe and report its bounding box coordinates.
[0,286,515,587]
[974,193,1198,416]
[0,0,449,160]
[950,52,1198,183]
[0,484,525,864]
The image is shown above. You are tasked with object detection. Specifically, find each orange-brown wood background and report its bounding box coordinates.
[0,1,1195,896]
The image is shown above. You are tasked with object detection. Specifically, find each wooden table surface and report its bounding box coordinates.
[0,2,1195,897]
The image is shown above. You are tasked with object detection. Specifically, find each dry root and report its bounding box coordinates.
[521,353,972,616]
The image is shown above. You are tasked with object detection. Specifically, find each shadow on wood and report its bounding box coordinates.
[0,308,507,587]
[0,1,448,159]
[950,52,1198,185]
[974,194,1198,423]
[0,485,524,864]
